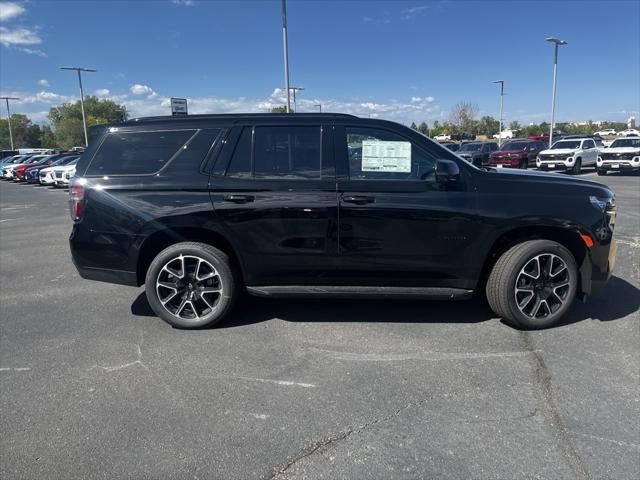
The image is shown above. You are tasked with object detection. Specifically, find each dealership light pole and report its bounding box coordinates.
[0,96,20,150]
[314,103,322,113]
[493,80,504,146]
[61,66,97,147]
[281,0,291,113]
[546,37,567,146]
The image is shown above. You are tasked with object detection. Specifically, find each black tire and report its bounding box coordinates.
[571,158,582,175]
[486,240,578,329]
[520,158,528,169]
[596,168,606,176]
[144,242,239,329]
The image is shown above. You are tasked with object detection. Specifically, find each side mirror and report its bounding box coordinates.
[435,159,460,183]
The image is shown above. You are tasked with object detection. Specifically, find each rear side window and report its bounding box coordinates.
[86,130,195,175]
[254,126,321,179]
[226,127,252,178]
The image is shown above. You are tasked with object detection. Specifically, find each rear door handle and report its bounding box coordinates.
[224,194,255,203]
[342,195,375,205]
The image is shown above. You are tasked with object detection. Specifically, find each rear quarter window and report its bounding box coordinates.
[86,129,196,175]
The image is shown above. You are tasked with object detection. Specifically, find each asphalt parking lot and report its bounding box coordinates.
[1,172,638,480]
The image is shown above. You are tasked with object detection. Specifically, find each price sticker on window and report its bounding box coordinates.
[361,140,412,173]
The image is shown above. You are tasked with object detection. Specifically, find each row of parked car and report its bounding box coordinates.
[0,150,83,187]
[439,135,640,175]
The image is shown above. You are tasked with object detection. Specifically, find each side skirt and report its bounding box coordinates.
[246,286,473,300]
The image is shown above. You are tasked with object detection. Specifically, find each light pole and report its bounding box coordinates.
[314,103,322,113]
[61,66,97,147]
[493,80,504,146]
[280,86,304,112]
[0,96,20,150]
[546,37,567,146]
[281,0,291,113]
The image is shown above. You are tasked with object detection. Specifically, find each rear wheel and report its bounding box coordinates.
[597,168,606,176]
[145,242,238,329]
[486,240,578,329]
[520,158,528,169]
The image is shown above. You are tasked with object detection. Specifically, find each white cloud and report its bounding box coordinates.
[425,96,435,102]
[37,79,50,87]
[20,47,46,57]
[400,5,430,20]
[130,84,156,96]
[95,88,110,97]
[411,96,421,103]
[171,0,196,6]
[0,26,41,46]
[0,2,25,21]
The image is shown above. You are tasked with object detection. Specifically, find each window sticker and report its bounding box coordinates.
[361,140,412,172]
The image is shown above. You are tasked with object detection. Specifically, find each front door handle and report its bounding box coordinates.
[342,195,375,205]
[224,194,255,203]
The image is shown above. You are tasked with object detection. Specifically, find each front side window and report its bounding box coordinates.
[346,127,435,181]
[86,130,195,175]
[254,126,321,179]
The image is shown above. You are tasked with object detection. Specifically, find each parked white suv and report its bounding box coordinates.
[493,129,516,140]
[593,128,616,137]
[433,133,451,141]
[53,162,78,188]
[617,128,640,137]
[596,136,640,175]
[536,138,599,174]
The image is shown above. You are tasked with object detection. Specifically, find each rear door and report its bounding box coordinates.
[334,124,479,289]
[209,123,338,286]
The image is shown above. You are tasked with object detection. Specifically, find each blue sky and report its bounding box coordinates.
[1,0,638,126]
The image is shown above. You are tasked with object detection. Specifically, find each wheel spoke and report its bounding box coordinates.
[160,290,178,305]
[522,257,540,279]
[158,281,178,290]
[517,290,535,309]
[201,286,221,295]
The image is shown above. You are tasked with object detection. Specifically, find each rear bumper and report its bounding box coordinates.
[70,248,138,287]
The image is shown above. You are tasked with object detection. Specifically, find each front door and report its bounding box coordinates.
[334,125,479,289]
[209,124,338,286]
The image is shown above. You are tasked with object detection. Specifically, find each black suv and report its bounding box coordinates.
[69,114,616,330]
[457,141,499,166]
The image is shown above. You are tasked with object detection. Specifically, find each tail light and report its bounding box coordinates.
[69,178,86,221]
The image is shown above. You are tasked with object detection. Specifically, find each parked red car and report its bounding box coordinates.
[486,139,545,168]
[11,155,49,181]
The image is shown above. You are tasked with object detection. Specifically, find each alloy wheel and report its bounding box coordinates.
[156,254,223,320]
[514,253,571,319]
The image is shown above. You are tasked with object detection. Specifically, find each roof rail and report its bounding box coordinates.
[125,112,359,123]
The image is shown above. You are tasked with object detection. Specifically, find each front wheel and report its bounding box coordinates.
[486,240,578,329]
[597,168,606,176]
[571,158,582,175]
[145,242,239,329]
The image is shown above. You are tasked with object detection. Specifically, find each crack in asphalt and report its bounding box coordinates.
[268,396,432,480]
[519,331,591,480]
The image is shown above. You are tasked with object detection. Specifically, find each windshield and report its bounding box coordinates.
[459,143,482,152]
[500,142,529,151]
[12,156,30,163]
[610,138,640,148]
[551,140,581,150]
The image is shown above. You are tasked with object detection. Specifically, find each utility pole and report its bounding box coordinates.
[61,66,97,147]
[314,103,322,113]
[281,0,291,113]
[493,80,504,146]
[1,96,20,150]
[546,37,567,146]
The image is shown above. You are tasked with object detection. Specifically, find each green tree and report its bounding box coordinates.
[49,96,127,149]
[417,122,429,135]
[271,105,293,113]
[509,120,521,131]
[0,114,43,149]
[477,116,500,136]
[410,122,418,130]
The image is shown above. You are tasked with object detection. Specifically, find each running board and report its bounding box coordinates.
[246,286,473,300]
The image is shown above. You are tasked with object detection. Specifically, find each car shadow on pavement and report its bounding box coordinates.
[131,275,638,330]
